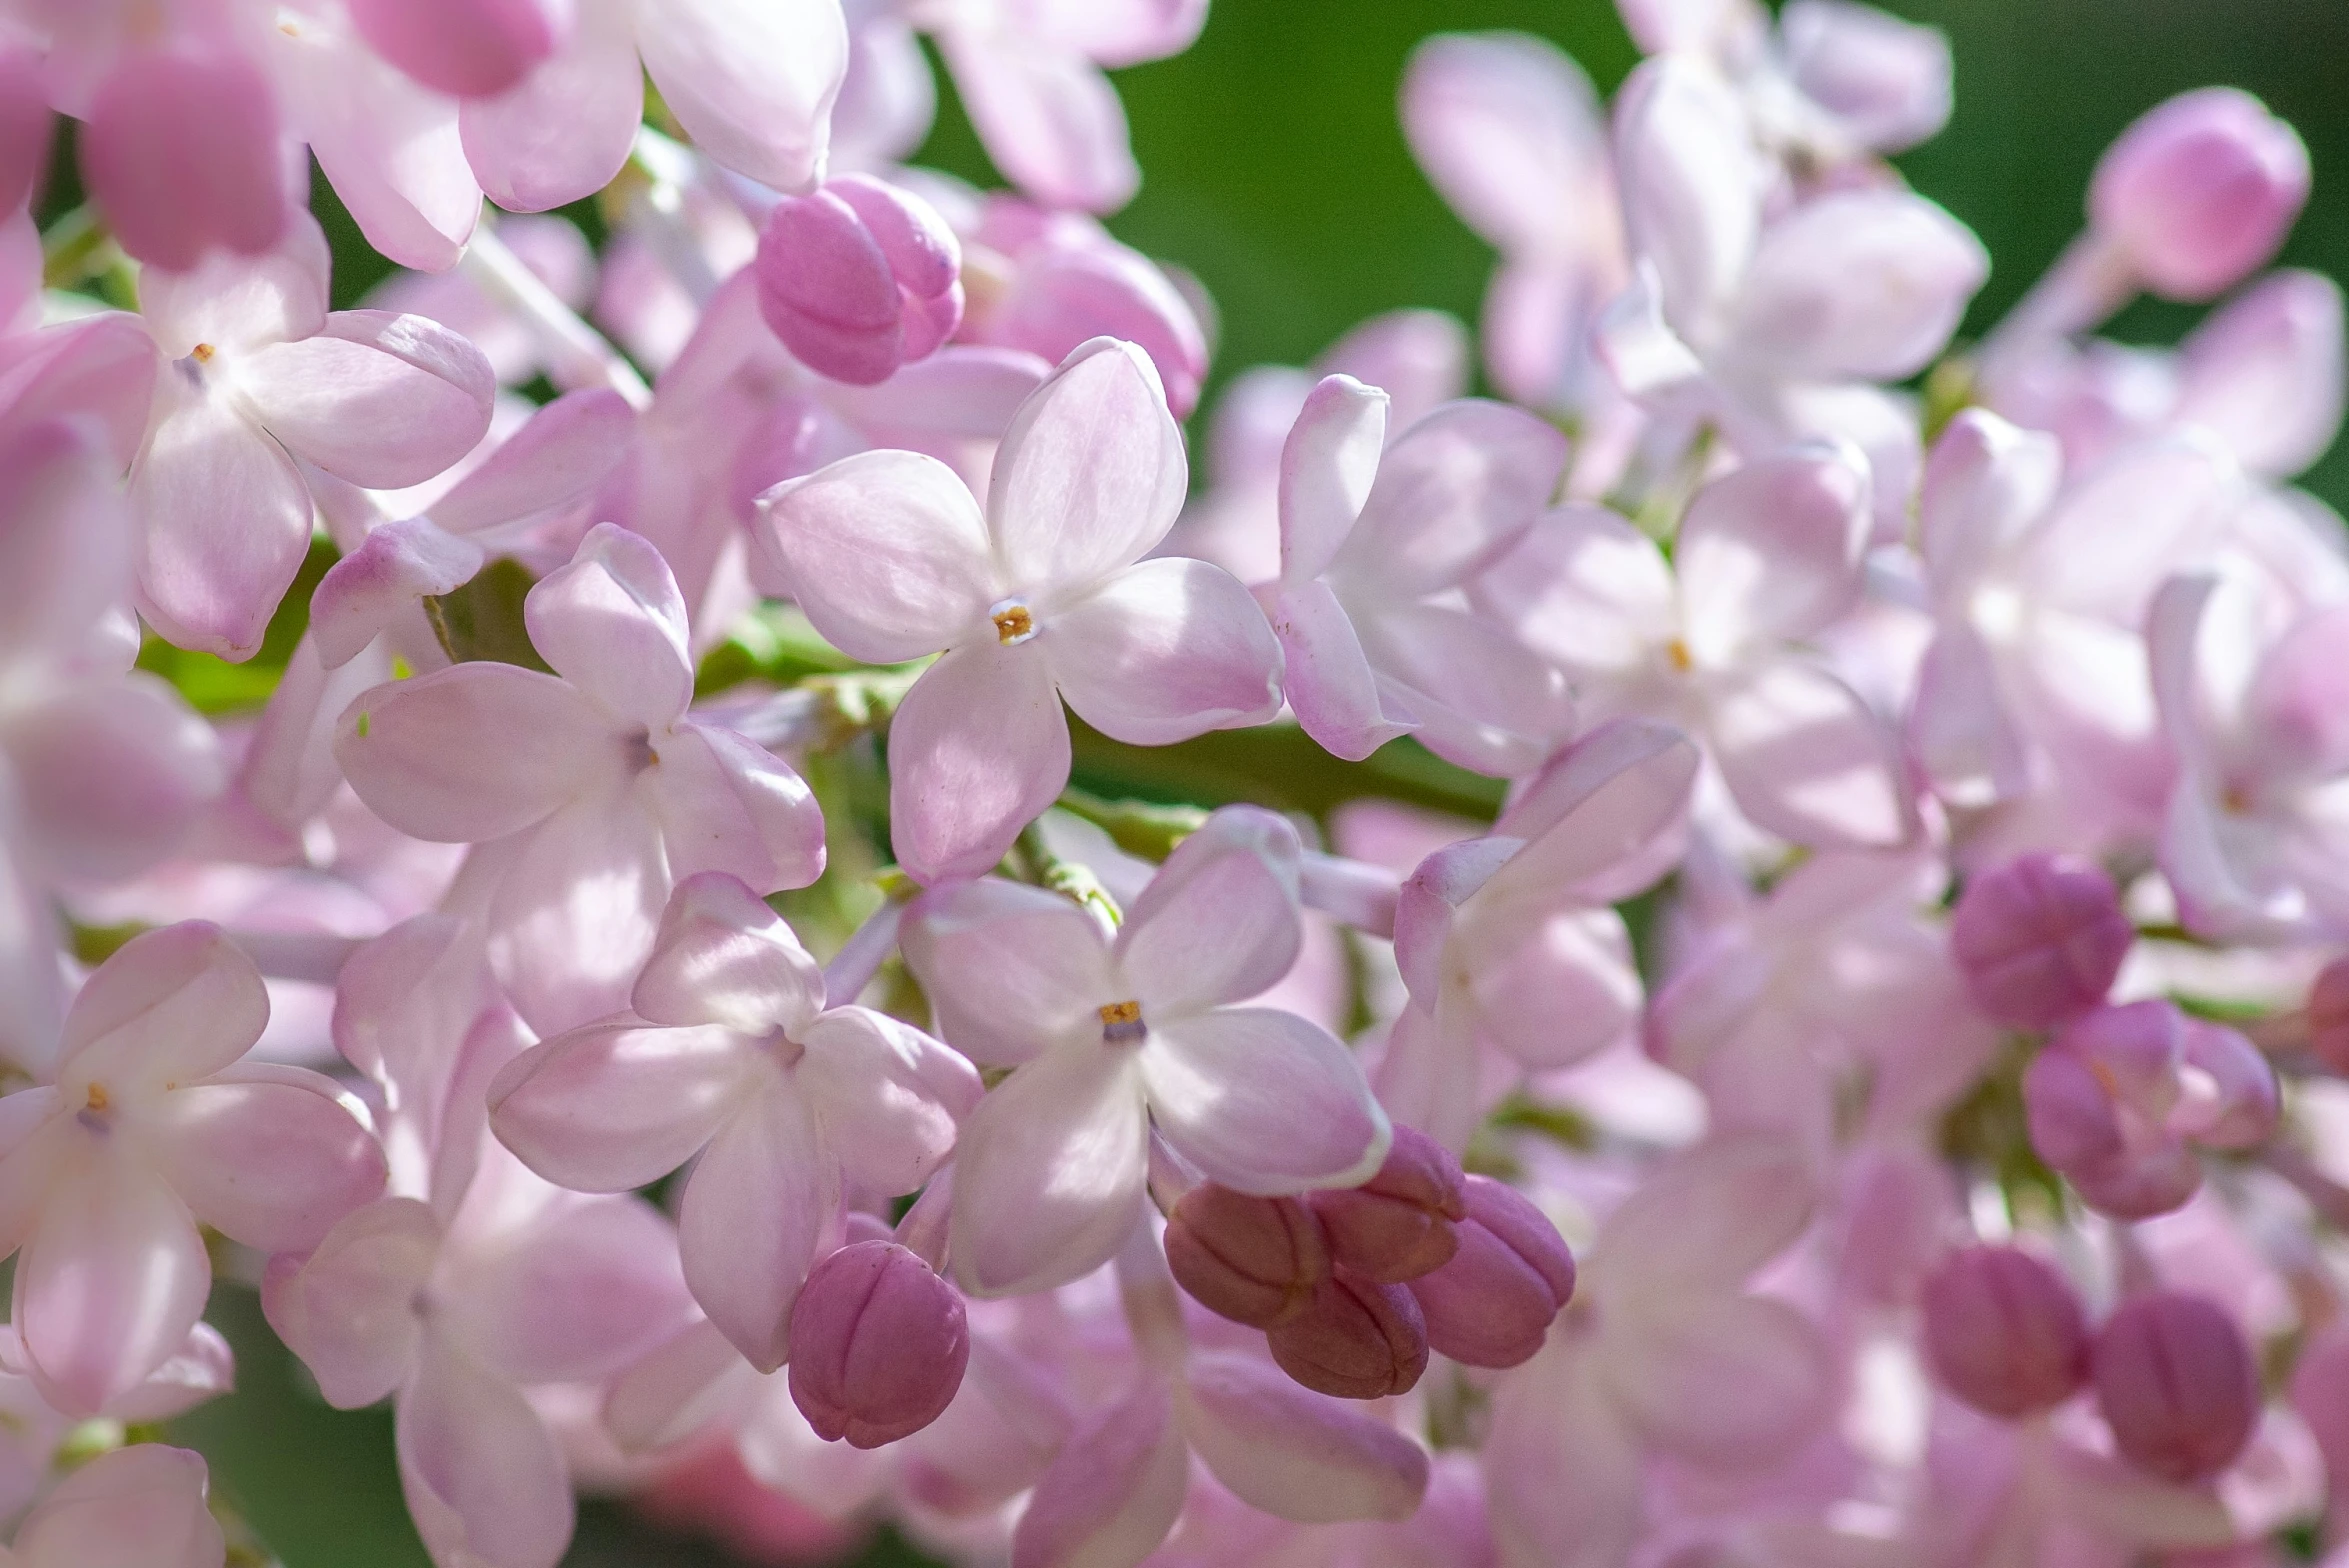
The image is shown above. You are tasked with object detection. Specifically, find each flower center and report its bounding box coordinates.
[78,1083,112,1135]
[1099,999,1145,1043]
[190,343,216,363]
[1665,637,1694,673]
[991,599,1037,646]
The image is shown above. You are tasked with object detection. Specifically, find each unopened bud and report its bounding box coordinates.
[1407,1176,1576,1369]
[755,175,964,386]
[1919,1245,2090,1417]
[787,1241,969,1449]
[2307,957,2349,1075]
[1266,1272,1429,1400]
[1950,854,2131,1031]
[1309,1125,1467,1284]
[1165,1185,1330,1328]
[2092,1291,2260,1483]
[2091,88,2310,301]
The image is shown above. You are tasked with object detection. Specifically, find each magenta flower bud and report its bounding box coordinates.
[1165,1185,1330,1329]
[1406,1175,1576,1369]
[348,0,567,98]
[2090,87,2311,301]
[754,175,964,387]
[2307,958,2349,1076]
[2092,1292,2261,1484]
[2024,1003,2205,1220]
[1919,1246,2090,1417]
[78,46,289,273]
[1308,1125,1468,1284]
[786,1241,970,1449]
[1266,1272,1430,1400]
[1950,854,2132,1030]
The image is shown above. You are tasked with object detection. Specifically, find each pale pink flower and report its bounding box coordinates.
[489,872,980,1369]
[1266,376,1574,774]
[0,923,385,1416]
[759,338,1280,884]
[0,1443,226,1568]
[129,213,495,660]
[334,525,824,1033]
[1483,443,1914,849]
[901,808,1390,1296]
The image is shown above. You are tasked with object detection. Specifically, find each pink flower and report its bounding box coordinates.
[755,175,964,386]
[1,1443,226,1568]
[0,923,385,1416]
[129,213,496,660]
[901,807,1391,1296]
[1266,376,1573,774]
[489,872,979,1369]
[336,524,826,1032]
[759,339,1280,884]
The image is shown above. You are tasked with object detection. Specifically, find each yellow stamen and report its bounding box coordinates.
[84,1084,108,1113]
[191,343,215,364]
[1099,999,1146,1043]
[1666,638,1693,673]
[993,604,1035,644]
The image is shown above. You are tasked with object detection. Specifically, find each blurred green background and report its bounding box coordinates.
[62,0,2343,1562]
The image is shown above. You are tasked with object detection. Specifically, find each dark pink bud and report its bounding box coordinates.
[1308,1125,1467,1283]
[755,178,963,386]
[2091,87,2310,301]
[2092,1292,2261,1483]
[1164,1185,1329,1329]
[348,0,567,98]
[1406,1176,1576,1369]
[1919,1246,2090,1417]
[1266,1272,1429,1400]
[1950,854,2132,1030]
[79,48,289,272]
[2306,958,2349,1075]
[787,1241,969,1449]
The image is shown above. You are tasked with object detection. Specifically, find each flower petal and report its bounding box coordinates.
[647,724,828,893]
[940,33,1137,213]
[486,790,671,1034]
[1009,1381,1188,1568]
[260,1196,437,1409]
[460,0,643,212]
[1139,1008,1388,1194]
[1603,1292,1837,1467]
[1401,30,1612,258]
[1612,56,1764,332]
[397,1334,574,1568]
[1487,718,1701,903]
[1708,658,1914,849]
[10,1443,225,1568]
[949,1044,1146,1296]
[1676,442,1873,659]
[335,661,614,843]
[1588,1132,1815,1293]
[678,1082,836,1372]
[3,676,223,883]
[989,338,1186,592]
[1271,579,1419,762]
[149,1067,386,1252]
[1116,806,1304,1016]
[798,1007,982,1195]
[1178,1350,1429,1523]
[888,641,1072,886]
[899,878,1116,1068]
[308,517,486,670]
[487,1022,747,1193]
[524,523,694,730]
[238,310,494,488]
[1045,558,1283,745]
[757,449,993,663]
[638,0,847,193]
[1728,190,1986,382]
[1911,620,2032,809]
[1277,374,1386,585]
[633,871,826,1034]
[60,921,268,1092]
[1351,601,1573,777]
[453,1173,693,1384]
[1335,400,1569,598]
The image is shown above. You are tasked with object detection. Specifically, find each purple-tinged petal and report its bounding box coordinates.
[1272,580,1419,763]
[81,47,288,272]
[1676,442,1872,658]
[139,213,330,359]
[1612,56,1764,332]
[634,872,825,1035]
[454,1178,693,1383]
[309,518,486,669]
[1116,807,1305,1015]
[1918,409,2061,596]
[1488,718,1700,903]
[678,1082,836,1372]
[1782,0,1953,153]
[1401,31,1612,259]
[525,523,693,729]
[487,1022,748,1193]
[1589,1133,1815,1292]
[239,311,495,487]
[150,1067,386,1252]
[1605,1292,1837,1467]
[59,922,268,1092]
[1044,558,1283,745]
[989,338,1186,592]
[1141,1009,1389,1196]
[486,790,670,1033]
[459,0,642,212]
[1278,375,1386,585]
[1708,659,1914,849]
[2175,269,2344,479]
[1178,1351,1429,1524]
[1729,191,1986,382]
[1350,601,1572,778]
[899,878,1116,1068]
[640,0,846,192]
[942,35,1137,214]
[647,723,826,892]
[758,450,993,664]
[428,387,636,534]
[950,1045,1146,1297]
[348,0,567,98]
[798,1007,980,1195]
[107,1321,237,1424]
[335,662,614,843]
[1010,1381,1188,1568]
[397,1334,574,1568]
[9,1442,225,1568]
[261,1196,438,1409]
[1335,400,1569,598]
[888,641,1072,887]
[1911,621,2032,809]
[4,677,223,882]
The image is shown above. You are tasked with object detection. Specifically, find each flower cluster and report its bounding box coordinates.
[2,2,2348,1566]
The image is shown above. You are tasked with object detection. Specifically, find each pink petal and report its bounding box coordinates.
[603,1317,746,1454]
[239,310,495,488]
[428,387,637,534]
[2175,269,2344,478]
[1708,657,1914,849]
[941,34,1137,214]
[757,450,993,664]
[2243,603,2349,782]
[15,1153,210,1416]
[640,0,846,192]
[459,0,642,212]
[150,1067,386,1252]
[1781,0,1954,153]
[1401,31,1612,258]
[60,921,269,1092]
[1729,191,1987,382]
[1031,0,1207,65]
[1272,579,1419,763]
[888,641,1072,886]
[1351,601,1573,777]
[796,1007,981,1194]
[336,661,613,842]
[0,319,154,478]
[949,1044,1146,1296]
[1484,1345,1645,1568]
[1912,621,2032,808]
[488,1022,747,1193]
[1612,57,1764,330]
[3,677,223,882]
[1139,1008,1388,1194]
[1337,400,1569,598]
[81,47,288,272]
[634,871,826,1034]
[454,1179,693,1383]
[107,1322,238,1424]
[1116,807,1305,1014]
[1044,558,1283,745]
[1458,904,1642,1070]
[308,518,486,669]
[1676,442,1872,659]
[129,377,314,662]
[0,410,133,664]
[348,0,566,98]
[1178,1350,1428,1524]
[1917,409,2061,600]
[1488,718,1701,903]
[1009,1381,1188,1568]
[138,212,329,358]
[1588,1133,1815,1292]
[397,1335,574,1568]
[679,1082,836,1371]
[1278,375,1386,585]
[485,791,670,1033]
[0,47,51,221]
[899,878,1117,1068]
[1604,1293,1837,1466]
[261,1196,438,1409]
[524,523,693,729]
[989,338,1187,592]
[9,1442,225,1568]
[646,723,827,892]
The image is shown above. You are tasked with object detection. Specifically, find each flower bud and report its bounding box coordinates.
[755,176,964,386]
[1950,854,2131,1031]
[2090,88,2310,301]
[2092,1291,2260,1483]
[787,1241,969,1449]
[1407,1175,1576,1368]
[1165,1185,1330,1328]
[348,0,566,98]
[1919,1245,2090,1417]
[2306,957,2349,1075]
[1266,1272,1429,1400]
[1308,1125,1467,1283]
